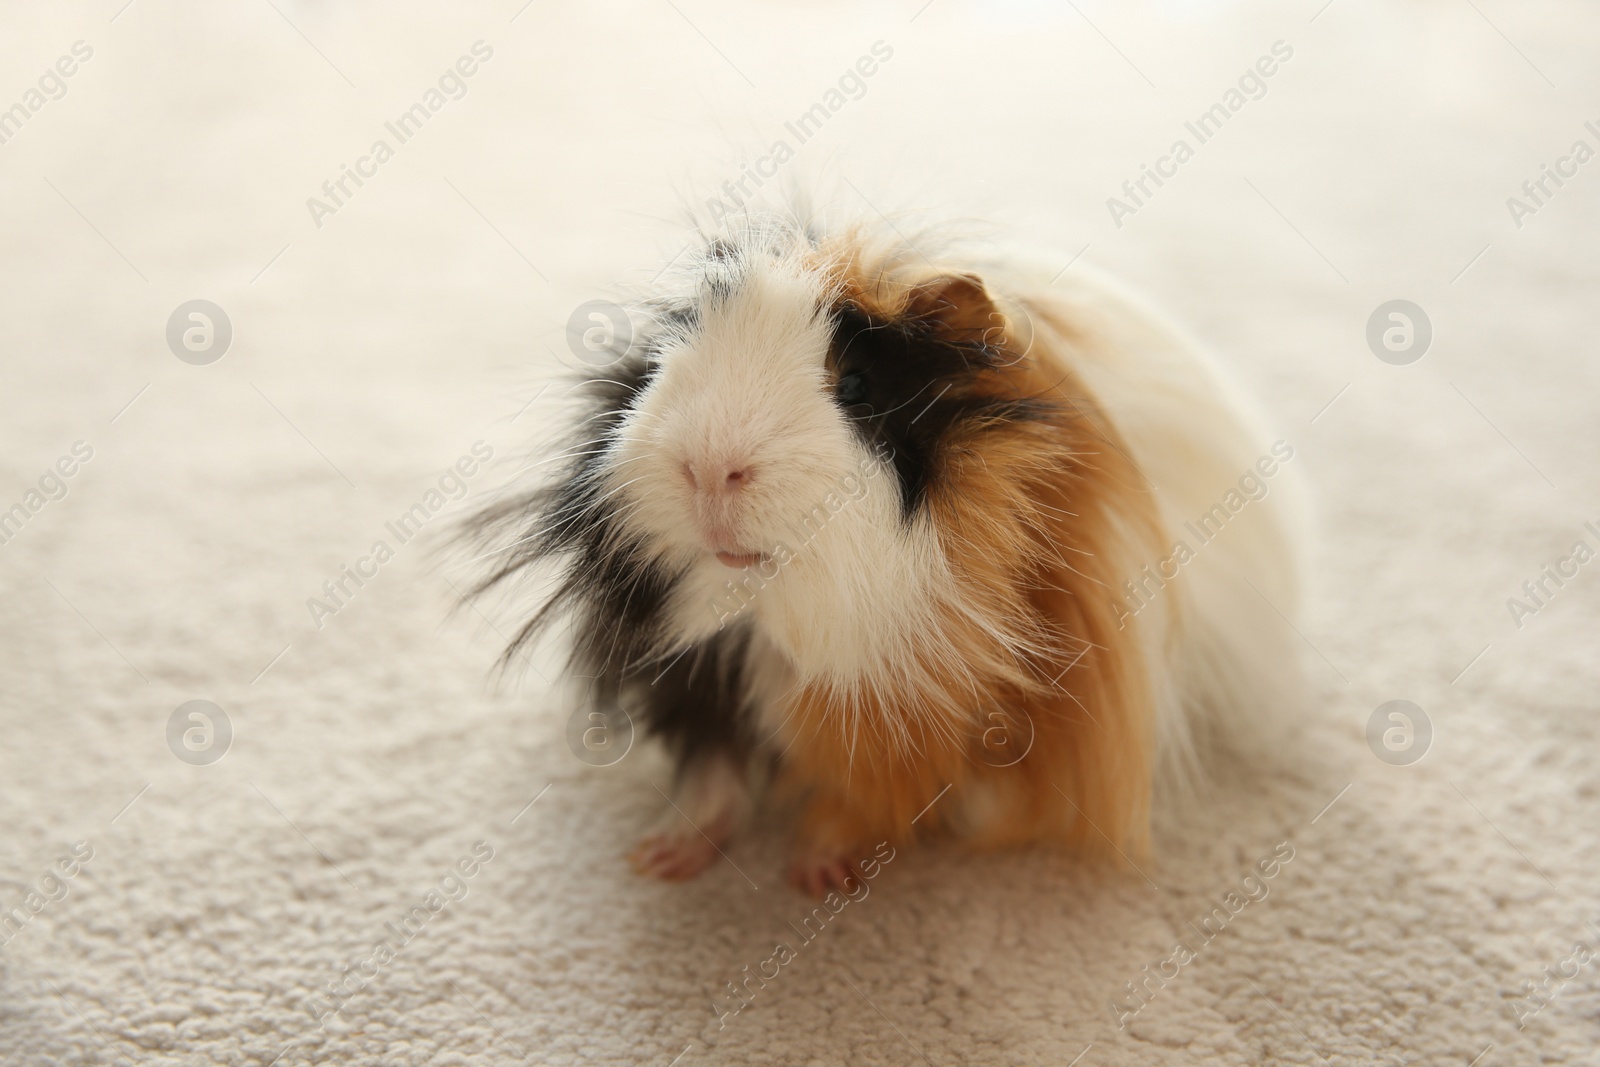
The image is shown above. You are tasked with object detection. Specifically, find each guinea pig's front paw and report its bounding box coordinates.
[628,828,724,882]
[629,755,751,882]
[786,851,860,899]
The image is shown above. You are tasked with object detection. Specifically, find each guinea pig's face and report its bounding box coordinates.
[604,253,897,580]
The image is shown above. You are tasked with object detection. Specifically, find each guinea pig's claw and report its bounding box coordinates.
[629,830,721,882]
[786,854,859,899]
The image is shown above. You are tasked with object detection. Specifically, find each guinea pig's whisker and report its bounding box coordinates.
[525,445,619,469]
[585,472,653,511]
[543,474,651,530]
[569,407,627,432]
[462,537,542,564]
[599,452,655,472]
[847,378,938,422]
[512,449,649,486]
[475,487,649,565]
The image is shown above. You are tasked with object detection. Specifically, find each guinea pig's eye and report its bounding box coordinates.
[835,371,868,406]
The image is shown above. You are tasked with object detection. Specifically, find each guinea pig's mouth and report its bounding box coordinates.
[713,549,768,570]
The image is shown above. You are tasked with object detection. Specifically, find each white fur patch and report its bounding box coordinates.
[603,246,957,709]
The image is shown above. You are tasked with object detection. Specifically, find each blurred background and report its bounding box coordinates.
[2,1,1597,1064]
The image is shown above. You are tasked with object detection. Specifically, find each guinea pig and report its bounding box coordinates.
[462,211,1305,896]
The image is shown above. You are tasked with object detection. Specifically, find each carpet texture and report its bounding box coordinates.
[2,1,1598,1064]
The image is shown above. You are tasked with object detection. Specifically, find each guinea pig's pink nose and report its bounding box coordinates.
[683,460,753,495]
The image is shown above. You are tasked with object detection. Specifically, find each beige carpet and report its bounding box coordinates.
[3,0,1598,1063]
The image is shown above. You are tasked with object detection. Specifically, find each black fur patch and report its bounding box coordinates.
[461,340,670,677]
[458,300,749,766]
[619,625,756,774]
[827,304,1056,517]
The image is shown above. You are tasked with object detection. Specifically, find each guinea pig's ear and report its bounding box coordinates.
[904,273,1004,346]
